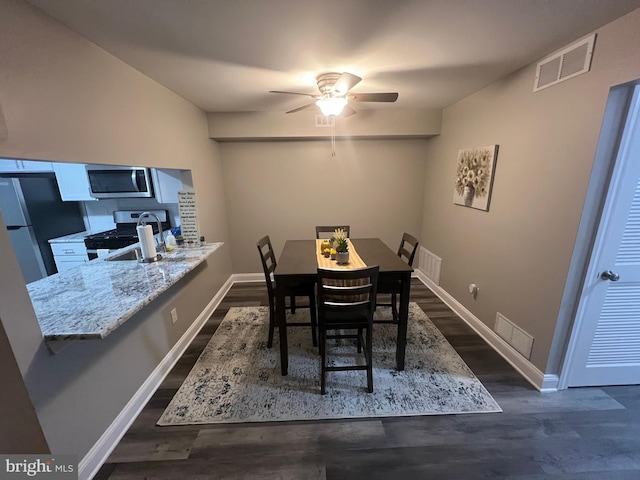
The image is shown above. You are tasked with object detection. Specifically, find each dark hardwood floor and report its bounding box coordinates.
[95,280,640,479]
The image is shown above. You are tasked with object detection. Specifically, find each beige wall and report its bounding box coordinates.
[220,139,428,272]
[1,0,200,170]
[0,0,232,459]
[0,247,49,454]
[420,9,640,372]
[0,322,49,454]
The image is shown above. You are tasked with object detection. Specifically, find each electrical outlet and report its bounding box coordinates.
[170,308,178,324]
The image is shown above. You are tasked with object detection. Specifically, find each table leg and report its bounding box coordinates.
[396,273,411,370]
[275,283,289,375]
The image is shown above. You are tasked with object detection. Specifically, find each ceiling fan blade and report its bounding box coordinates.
[286,102,317,114]
[342,105,357,117]
[270,90,317,98]
[332,72,362,95]
[349,92,398,102]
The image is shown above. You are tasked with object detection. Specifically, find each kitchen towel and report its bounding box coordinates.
[96,249,110,258]
[137,224,157,259]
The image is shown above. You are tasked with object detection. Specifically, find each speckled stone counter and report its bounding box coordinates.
[27,243,223,341]
[47,230,92,243]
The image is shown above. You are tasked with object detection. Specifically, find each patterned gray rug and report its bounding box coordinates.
[157,303,501,425]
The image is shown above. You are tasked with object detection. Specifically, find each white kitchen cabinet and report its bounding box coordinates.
[151,168,183,204]
[50,241,89,273]
[0,159,54,173]
[0,160,18,172]
[22,160,54,172]
[53,163,96,201]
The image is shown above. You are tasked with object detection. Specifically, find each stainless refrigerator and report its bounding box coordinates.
[0,174,86,283]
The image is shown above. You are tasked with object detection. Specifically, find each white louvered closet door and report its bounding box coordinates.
[567,86,640,387]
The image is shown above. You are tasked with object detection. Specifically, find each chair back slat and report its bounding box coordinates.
[324,300,370,308]
[322,282,374,297]
[257,235,277,296]
[315,225,351,239]
[317,266,379,322]
[397,232,419,266]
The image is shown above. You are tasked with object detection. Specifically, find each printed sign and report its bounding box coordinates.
[178,190,200,245]
[1,455,77,479]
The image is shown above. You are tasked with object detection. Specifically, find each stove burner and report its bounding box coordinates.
[84,223,165,242]
[84,211,171,253]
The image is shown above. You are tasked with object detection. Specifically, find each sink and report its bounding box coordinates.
[105,249,140,261]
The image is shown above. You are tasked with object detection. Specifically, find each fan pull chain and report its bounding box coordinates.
[331,116,336,157]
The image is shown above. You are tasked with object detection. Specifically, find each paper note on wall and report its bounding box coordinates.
[178,190,200,244]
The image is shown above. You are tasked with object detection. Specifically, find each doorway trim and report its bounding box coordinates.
[555,81,640,389]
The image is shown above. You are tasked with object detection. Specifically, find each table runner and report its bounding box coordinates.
[316,239,367,269]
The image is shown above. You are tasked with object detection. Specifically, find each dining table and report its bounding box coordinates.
[274,237,413,376]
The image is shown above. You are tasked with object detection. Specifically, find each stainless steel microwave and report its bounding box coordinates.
[86,165,154,199]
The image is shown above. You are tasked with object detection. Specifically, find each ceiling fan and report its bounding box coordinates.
[269,72,398,117]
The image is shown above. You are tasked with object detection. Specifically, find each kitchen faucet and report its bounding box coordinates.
[136,211,166,253]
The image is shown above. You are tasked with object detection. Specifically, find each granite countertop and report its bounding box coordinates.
[48,231,92,243]
[27,243,223,341]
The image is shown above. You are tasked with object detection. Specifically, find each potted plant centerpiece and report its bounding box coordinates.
[333,228,349,264]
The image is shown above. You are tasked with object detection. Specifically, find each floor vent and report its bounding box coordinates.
[419,246,441,285]
[495,313,534,360]
[533,33,596,92]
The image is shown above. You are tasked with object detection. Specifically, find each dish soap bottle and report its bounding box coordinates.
[166,231,177,248]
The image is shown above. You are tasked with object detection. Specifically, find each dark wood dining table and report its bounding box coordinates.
[274,238,413,375]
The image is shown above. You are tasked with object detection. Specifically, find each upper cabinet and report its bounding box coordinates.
[53,163,96,201]
[0,159,54,173]
[8,160,186,203]
[151,168,183,204]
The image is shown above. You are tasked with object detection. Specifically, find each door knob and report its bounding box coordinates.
[600,270,620,282]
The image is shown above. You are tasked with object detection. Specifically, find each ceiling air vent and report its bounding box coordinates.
[315,114,334,127]
[533,33,596,92]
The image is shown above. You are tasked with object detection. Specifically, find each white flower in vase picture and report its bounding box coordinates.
[453,145,498,211]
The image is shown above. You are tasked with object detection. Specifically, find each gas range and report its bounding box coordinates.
[84,210,171,258]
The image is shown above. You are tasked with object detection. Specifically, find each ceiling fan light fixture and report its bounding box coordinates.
[316,97,348,116]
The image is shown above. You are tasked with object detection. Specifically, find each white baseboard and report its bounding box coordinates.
[540,374,560,392]
[230,273,265,283]
[415,270,551,392]
[79,275,235,480]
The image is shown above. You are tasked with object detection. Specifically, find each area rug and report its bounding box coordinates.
[157,303,501,425]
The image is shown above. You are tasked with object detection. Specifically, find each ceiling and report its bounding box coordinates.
[27,0,640,114]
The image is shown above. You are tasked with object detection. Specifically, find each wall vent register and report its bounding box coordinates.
[534,33,596,92]
[419,246,442,285]
[494,312,534,360]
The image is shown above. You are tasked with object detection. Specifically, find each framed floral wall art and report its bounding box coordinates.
[453,145,499,211]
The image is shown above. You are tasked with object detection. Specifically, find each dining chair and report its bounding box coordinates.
[315,225,350,239]
[257,235,317,348]
[376,232,419,323]
[317,265,379,394]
